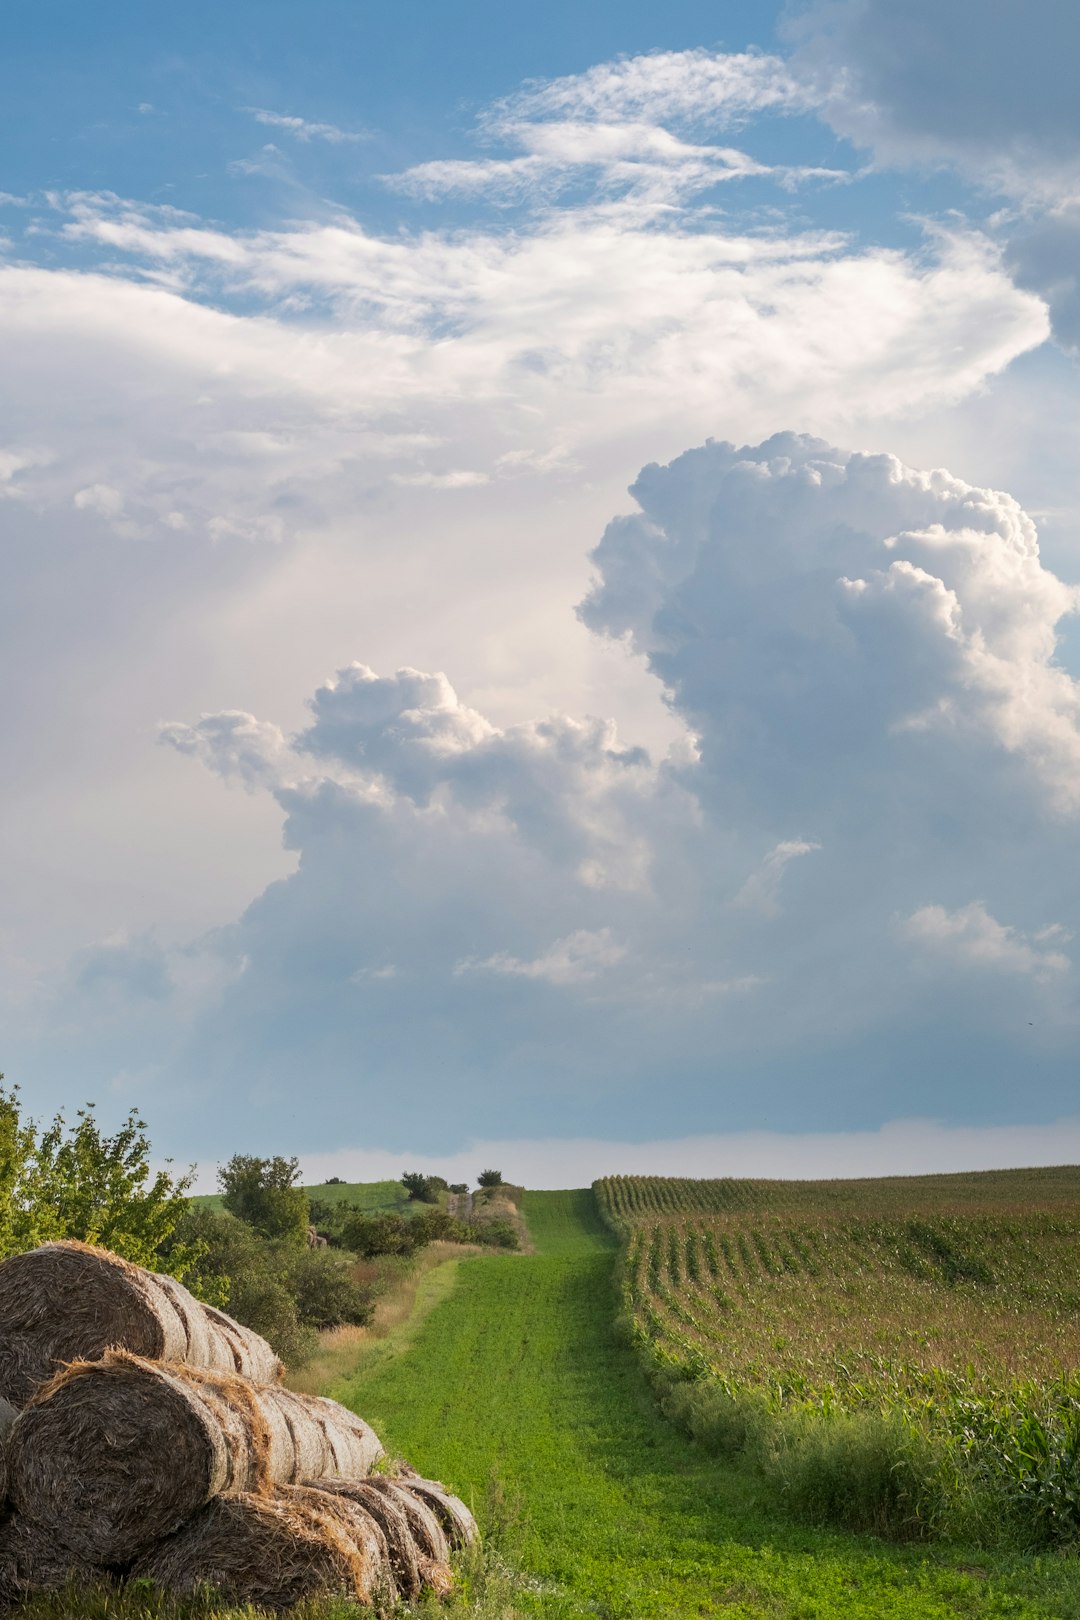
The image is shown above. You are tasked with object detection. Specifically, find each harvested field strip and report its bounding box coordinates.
[333,1189,1078,1619]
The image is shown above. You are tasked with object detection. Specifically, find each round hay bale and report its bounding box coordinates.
[131,1488,385,1611]
[308,1479,423,1599]
[0,1512,110,1607]
[398,1471,479,1548]
[359,1476,449,1565]
[8,1351,384,1564]
[281,1484,395,1606]
[0,1241,282,1406]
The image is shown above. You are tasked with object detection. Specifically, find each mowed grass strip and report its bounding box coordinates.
[333,1190,1078,1619]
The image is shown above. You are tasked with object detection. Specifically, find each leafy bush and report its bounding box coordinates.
[342,1211,422,1258]
[449,1182,469,1195]
[167,1206,372,1367]
[477,1169,503,1188]
[218,1154,309,1242]
[401,1171,440,1203]
[280,1245,375,1331]
[0,1078,196,1272]
[465,1216,520,1250]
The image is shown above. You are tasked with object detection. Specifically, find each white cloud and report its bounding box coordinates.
[246,109,368,144]
[903,901,1071,979]
[457,927,626,986]
[733,839,821,917]
[785,0,1080,350]
[494,48,813,129]
[73,482,125,519]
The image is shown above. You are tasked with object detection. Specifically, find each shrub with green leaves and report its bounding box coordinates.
[0,1078,196,1272]
[218,1154,310,1242]
[168,1205,372,1367]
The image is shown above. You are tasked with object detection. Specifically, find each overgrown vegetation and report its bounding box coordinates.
[0,1079,195,1270]
[596,1171,1080,1552]
[218,1154,311,1241]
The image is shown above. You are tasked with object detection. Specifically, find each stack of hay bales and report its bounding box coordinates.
[0,1241,477,1611]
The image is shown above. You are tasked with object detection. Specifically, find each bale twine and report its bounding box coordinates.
[8,1351,384,1564]
[131,1488,387,1612]
[0,1241,282,1407]
[398,1470,479,1548]
[0,1513,110,1608]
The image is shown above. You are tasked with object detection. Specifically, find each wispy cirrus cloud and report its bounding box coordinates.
[245,108,369,144]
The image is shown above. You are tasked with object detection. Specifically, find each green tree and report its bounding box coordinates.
[218,1154,310,1242]
[0,1079,196,1271]
[401,1171,438,1204]
[477,1168,504,1188]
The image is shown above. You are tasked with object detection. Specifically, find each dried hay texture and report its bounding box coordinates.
[358,1476,450,1563]
[8,1350,384,1564]
[131,1488,388,1612]
[0,1241,282,1407]
[307,1479,429,1600]
[0,1512,110,1607]
[398,1469,480,1548]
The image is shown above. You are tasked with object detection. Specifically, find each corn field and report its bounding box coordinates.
[595,1173,1080,1548]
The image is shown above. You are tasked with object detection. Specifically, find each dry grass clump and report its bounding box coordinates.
[130,1488,388,1612]
[8,1351,383,1563]
[0,1241,282,1407]
[398,1471,480,1549]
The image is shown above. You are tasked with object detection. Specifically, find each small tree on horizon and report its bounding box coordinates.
[477,1168,503,1188]
[218,1154,309,1242]
[401,1171,439,1204]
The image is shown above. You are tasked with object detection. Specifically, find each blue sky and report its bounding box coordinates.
[4,0,1080,1185]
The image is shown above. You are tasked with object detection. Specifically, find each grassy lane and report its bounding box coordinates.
[332,1191,1077,1620]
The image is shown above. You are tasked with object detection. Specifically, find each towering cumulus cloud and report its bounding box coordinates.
[137,434,1080,1153]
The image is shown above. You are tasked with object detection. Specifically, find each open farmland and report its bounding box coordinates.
[596,1172,1080,1549]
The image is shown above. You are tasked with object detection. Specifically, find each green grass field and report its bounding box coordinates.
[194,1178,417,1216]
[327,1187,1080,1618]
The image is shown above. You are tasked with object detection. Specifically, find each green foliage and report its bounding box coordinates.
[449,1182,469,1195]
[217,1154,309,1242]
[602,1172,1080,1551]
[466,1216,519,1250]
[401,1170,440,1203]
[340,1209,448,1257]
[0,1079,195,1271]
[169,1205,372,1367]
[477,1168,503,1188]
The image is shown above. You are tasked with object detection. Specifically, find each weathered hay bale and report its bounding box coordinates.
[0,1513,110,1607]
[0,1397,14,1507]
[131,1488,388,1612]
[398,1469,479,1548]
[281,1484,395,1604]
[358,1475,450,1564]
[0,1240,282,1406]
[8,1351,384,1563]
[309,1479,428,1600]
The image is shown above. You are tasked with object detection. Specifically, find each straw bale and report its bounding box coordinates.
[358,1476,449,1565]
[131,1488,387,1612]
[8,1350,384,1564]
[0,1241,282,1406]
[0,1512,110,1607]
[398,1470,479,1548]
[308,1478,428,1599]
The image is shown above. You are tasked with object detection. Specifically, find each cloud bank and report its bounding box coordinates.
[17,432,1071,1159]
